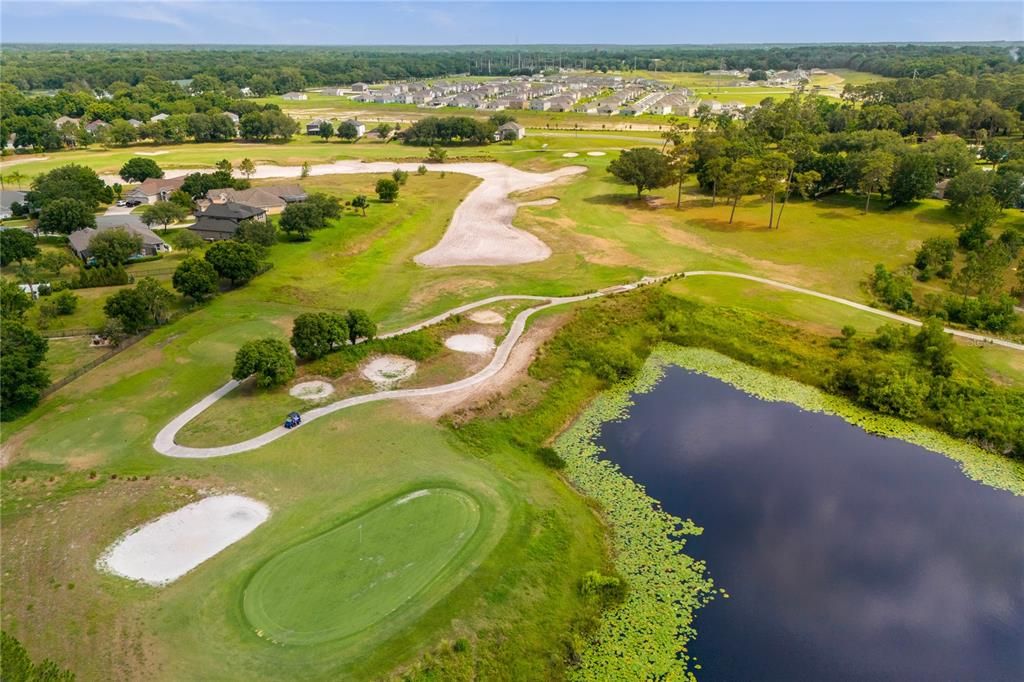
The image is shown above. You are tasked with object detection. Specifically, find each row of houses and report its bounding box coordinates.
[305,118,366,137]
[53,111,240,134]
[64,179,309,264]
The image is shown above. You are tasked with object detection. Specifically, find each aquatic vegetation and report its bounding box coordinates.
[556,359,716,681]
[558,343,1022,680]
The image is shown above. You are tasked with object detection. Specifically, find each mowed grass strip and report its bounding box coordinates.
[243,488,482,646]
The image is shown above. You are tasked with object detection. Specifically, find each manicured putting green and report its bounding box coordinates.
[242,488,481,645]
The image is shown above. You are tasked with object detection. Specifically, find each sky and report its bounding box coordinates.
[1,1,1022,46]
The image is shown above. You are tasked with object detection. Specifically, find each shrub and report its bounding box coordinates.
[869,264,914,312]
[69,265,130,289]
[290,312,348,360]
[913,237,956,281]
[375,178,399,202]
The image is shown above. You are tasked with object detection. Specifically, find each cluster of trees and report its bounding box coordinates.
[290,309,377,359]
[23,164,111,228]
[238,109,298,142]
[401,116,496,146]
[279,193,342,240]
[3,44,1017,94]
[613,93,1024,227]
[0,79,291,151]
[0,280,50,416]
[0,631,75,681]
[103,277,175,334]
[229,308,378,391]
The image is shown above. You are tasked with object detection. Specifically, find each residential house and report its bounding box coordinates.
[68,224,170,263]
[84,119,109,134]
[495,121,526,141]
[53,115,80,129]
[126,118,143,128]
[0,191,27,220]
[189,202,267,241]
[306,119,325,135]
[203,184,307,214]
[150,113,169,122]
[283,92,308,101]
[342,120,366,137]
[240,87,254,97]
[223,112,240,126]
[322,87,345,96]
[125,176,185,205]
[350,82,369,92]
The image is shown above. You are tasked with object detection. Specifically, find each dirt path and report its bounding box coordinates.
[100,161,586,267]
[152,271,1022,460]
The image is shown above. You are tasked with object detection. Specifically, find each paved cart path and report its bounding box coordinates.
[153,272,1022,459]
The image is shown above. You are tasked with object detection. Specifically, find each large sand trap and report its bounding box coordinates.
[468,309,505,325]
[361,355,417,388]
[135,151,169,156]
[586,151,607,157]
[445,333,496,354]
[101,161,586,267]
[98,495,269,586]
[289,380,335,401]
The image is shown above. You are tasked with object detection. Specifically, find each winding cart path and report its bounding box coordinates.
[153,272,1023,459]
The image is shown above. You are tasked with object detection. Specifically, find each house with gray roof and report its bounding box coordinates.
[68,224,170,263]
[189,202,267,241]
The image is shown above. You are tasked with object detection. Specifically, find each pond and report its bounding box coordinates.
[596,366,1024,681]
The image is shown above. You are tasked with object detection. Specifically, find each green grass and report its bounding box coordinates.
[243,487,484,646]
[2,138,1021,681]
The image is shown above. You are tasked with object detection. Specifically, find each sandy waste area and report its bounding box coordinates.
[98,495,270,586]
[289,380,335,401]
[361,355,417,388]
[468,310,505,325]
[444,334,496,354]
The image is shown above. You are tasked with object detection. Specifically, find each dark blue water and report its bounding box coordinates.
[596,366,1024,682]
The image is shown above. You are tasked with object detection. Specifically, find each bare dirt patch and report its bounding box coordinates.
[518,197,559,208]
[411,314,566,419]
[98,494,270,586]
[444,334,496,355]
[361,355,418,388]
[288,380,335,401]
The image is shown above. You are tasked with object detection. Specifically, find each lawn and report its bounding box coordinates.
[243,487,485,646]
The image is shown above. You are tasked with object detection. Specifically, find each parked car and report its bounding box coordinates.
[284,411,302,429]
[124,199,142,207]
[116,200,126,207]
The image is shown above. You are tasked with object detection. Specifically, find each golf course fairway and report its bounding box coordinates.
[242,488,482,645]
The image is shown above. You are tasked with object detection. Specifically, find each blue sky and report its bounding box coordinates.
[1,1,1021,45]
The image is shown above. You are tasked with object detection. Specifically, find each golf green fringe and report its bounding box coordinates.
[559,344,1022,681]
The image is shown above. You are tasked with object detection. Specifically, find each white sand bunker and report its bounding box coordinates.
[518,197,559,208]
[289,380,335,401]
[468,309,505,325]
[135,151,169,156]
[361,355,417,388]
[587,151,607,157]
[98,495,269,586]
[445,333,496,354]
[562,152,579,158]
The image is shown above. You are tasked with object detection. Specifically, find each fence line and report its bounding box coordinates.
[40,327,101,339]
[42,333,146,396]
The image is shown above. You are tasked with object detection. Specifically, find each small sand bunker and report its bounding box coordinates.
[468,309,505,325]
[518,197,559,208]
[445,333,496,354]
[135,151,169,156]
[562,152,579,158]
[361,355,417,388]
[289,380,335,401]
[586,151,607,157]
[98,495,269,586]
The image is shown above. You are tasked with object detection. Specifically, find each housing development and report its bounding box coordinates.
[0,6,1022,682]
